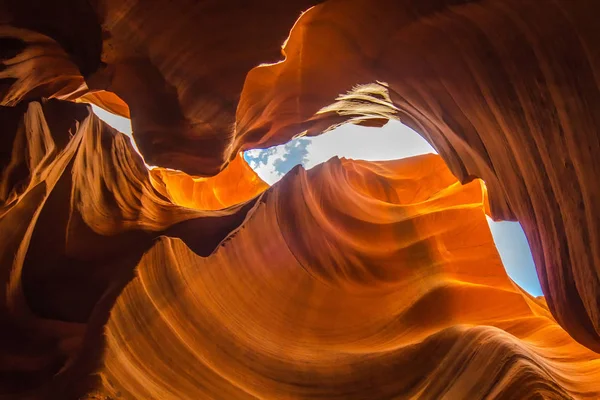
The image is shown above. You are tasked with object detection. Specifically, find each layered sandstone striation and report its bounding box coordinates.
[0,101,261,398]
[150,153,268,210]
[102,155,600,399]
[1,0,600,398]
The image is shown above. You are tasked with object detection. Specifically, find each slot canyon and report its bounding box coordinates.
[1,0,600,398]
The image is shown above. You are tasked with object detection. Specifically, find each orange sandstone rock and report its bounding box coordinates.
[150,153,268,211]
[1,0,600,398]
[100,155,600,399]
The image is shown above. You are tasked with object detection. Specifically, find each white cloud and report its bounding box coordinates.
[244,120,437,185]
[245,144,291,185]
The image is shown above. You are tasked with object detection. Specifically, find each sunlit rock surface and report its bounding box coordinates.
[1,0,600,398]
[0,101,260,398]
[150,153,268,210]
[102,155,600,399]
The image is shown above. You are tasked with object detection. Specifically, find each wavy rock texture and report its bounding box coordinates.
[100,155,600,399]
[150,153,268,210]
[0,100,260,398]
[1,0,600,398]
[236,0,600,353]
[82,0,319,176]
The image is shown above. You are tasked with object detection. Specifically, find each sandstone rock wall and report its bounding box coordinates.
[1,0,599,398]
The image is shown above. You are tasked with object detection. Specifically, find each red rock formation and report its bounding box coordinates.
[150,153,268,210]
[1,0,600,398]
[0,101,259,398]
[101,155,600,399]
[236,0,600,353]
